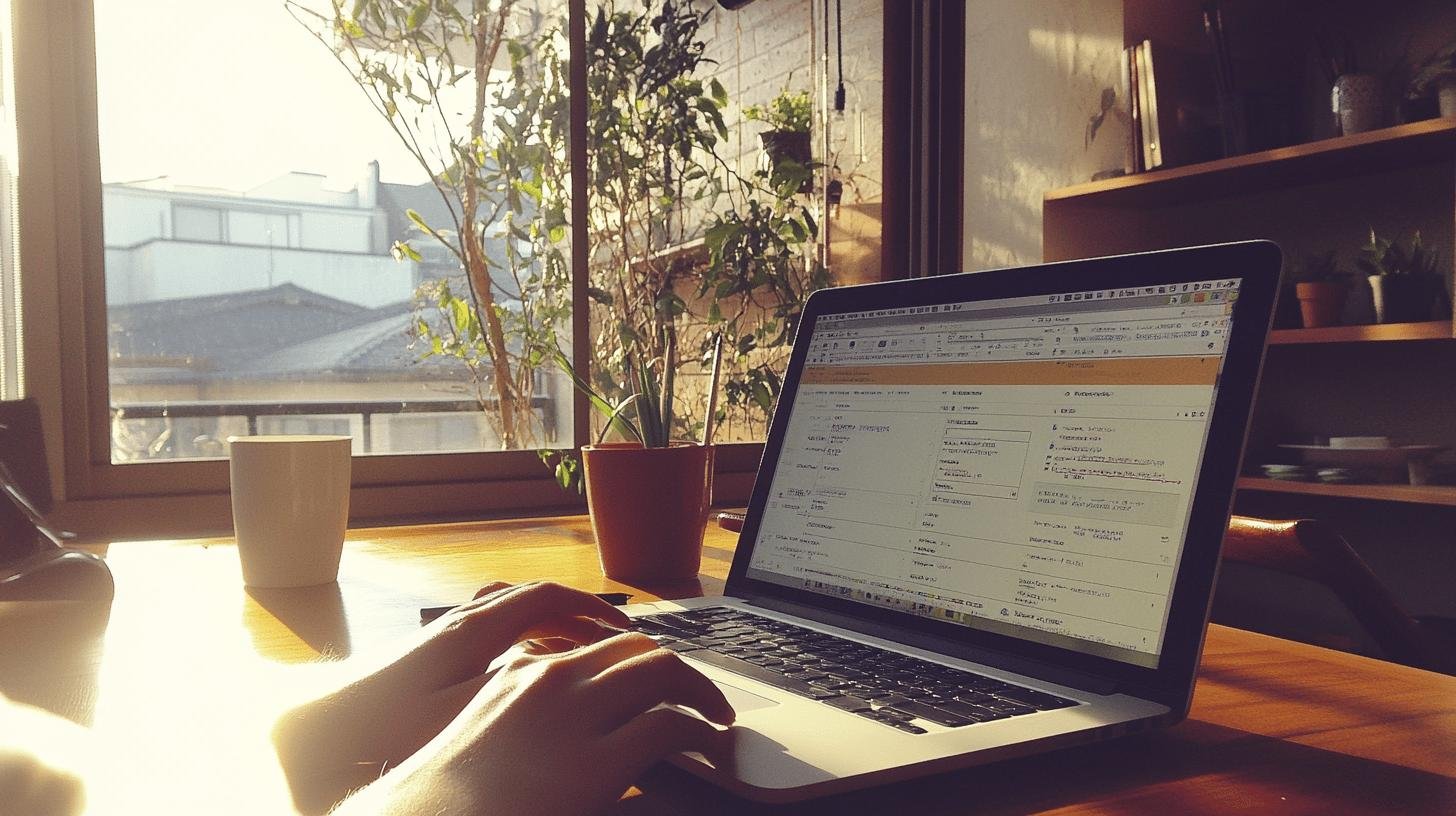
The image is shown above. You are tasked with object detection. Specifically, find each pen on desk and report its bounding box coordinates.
[420,592,634,624]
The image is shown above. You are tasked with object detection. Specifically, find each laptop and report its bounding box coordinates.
[626,241,1282,802]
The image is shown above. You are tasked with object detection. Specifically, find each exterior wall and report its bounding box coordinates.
[104,185,375,252]
[246,172,361,207]
[103,188,171,246]
[696,0,883,284]
[104,241,414,307]
[299,209,373,253]
[962,0,1126,272]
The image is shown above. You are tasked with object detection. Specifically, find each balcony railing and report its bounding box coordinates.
[111,397,558,456]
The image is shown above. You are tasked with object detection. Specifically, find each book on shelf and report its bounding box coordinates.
[1140,41,1163,169]
[1128,38,1224,172]
[1124,43,1135,174]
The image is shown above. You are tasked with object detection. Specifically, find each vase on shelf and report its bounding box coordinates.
[1439,76,1456,119]
[1333,74,1381,136]
[1367,275,1434,324]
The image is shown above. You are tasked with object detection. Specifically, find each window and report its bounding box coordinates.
[17,0,893,533]
[171,204,224,243]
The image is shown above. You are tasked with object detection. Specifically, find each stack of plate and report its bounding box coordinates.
[1260,464,1310,481]
[1315,467,1369,484]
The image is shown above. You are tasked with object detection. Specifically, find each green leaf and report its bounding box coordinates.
[751,380,773,410]
[709,77,727,107]
[406,2,431,31]
[405,209,433,235]
[391,240,423,262]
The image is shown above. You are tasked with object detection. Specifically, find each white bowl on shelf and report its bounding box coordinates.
[1278,443,1445,485]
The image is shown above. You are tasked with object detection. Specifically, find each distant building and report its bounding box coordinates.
[103,163,566,459]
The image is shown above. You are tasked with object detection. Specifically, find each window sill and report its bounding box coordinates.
[53,444,762,542]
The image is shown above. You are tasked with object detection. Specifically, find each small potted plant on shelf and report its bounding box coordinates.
[1357,228,1450,324]
[1406,42,1456,120]
[745,88,813,192]
[1318,34,1381,135]
[1290,250,1349,329]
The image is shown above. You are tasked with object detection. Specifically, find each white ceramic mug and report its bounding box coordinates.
[228,435,352,588]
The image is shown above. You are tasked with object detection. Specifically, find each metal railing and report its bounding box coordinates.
[111,397,558,453]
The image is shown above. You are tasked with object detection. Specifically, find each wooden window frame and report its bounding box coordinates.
[17,0,930,539]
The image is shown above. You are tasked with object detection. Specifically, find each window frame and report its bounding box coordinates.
[17,0,932,539]
[16,0,767,538]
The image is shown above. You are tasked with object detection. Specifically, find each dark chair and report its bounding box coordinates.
[0,397,113,600]
[1218,516,1455,675]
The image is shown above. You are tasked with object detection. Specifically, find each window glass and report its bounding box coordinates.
[93,0,881,463]
[96,0,573,461]
[579,0,882,445]
[172,205,223,243]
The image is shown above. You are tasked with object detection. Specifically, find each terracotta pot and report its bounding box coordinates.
[1294,281,1346,328]
[582,442,714,583]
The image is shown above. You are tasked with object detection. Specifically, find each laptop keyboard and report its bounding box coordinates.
[634,606,1079,734]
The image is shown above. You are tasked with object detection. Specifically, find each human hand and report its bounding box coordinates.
[0,691,89,816]
[341,631,735,816]
[273,581,631,813]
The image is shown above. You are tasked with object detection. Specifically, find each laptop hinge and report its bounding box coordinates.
[742,595,1120,696]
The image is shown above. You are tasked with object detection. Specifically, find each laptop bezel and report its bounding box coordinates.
[723,241,1281,707]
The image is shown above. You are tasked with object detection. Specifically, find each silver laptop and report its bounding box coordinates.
[627,242,1281,802]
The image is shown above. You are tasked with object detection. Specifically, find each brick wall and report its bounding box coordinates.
[695,0,883,284]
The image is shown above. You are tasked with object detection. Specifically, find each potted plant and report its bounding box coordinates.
[1357,229,1448,324]
[534,5,825,583]
[745,88,813,192]
[1317,35,1381,135]
[1407,42,1456,120]
[1291,250,1349,329]
[550,335,717,584]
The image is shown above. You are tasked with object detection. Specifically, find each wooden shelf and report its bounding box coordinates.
[1045,119,1456,209]
[1267,321,1453,345]
[1236,477,1456,507]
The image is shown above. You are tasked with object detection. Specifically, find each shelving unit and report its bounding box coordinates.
[1045,119,1456,211]
[1236,477,1456,508]
[1041,3,1456,633]
[1267,321,1452,345]
[1038,0,1456,659]
[1044,122,1456,270]
[1044,118,1456,508]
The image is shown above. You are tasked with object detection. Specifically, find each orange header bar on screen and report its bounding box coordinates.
[801,356,1220,386]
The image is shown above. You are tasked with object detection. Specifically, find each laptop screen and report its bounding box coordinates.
[743,277,1242,668]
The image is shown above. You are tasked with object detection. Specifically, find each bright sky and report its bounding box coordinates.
[94,0,442,190]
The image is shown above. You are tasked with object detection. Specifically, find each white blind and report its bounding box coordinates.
[0,0,19,401]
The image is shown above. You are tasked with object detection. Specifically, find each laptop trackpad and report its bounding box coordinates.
[713,680,779,712]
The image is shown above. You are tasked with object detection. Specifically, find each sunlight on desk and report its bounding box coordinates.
[1,516,1450,815]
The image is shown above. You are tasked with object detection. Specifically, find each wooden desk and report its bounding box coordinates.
[2,516,1453,815]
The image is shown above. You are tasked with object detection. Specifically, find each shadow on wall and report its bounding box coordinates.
[963,0,1126,272]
